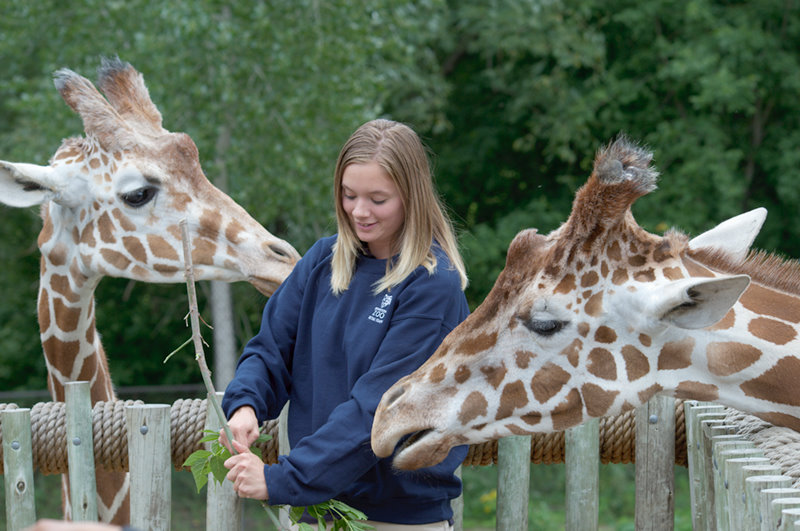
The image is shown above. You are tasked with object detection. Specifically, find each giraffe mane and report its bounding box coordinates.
[689,246,800,295]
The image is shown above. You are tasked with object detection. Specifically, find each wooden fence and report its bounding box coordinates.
[684,401,800,531]
[3,383,799,530]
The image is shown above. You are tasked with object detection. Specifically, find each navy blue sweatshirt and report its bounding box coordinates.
[222,235,469,524]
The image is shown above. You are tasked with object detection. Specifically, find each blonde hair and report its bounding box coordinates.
[331,119,467,294]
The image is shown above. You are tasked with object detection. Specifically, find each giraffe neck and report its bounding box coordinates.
[37,205,113,404]
[38,211,130,523]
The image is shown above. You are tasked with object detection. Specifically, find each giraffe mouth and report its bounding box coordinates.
[400,429,434,451]
[248,276,282,296]
[391,428,452,471]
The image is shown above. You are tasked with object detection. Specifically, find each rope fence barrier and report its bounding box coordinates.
[0,397,688,474]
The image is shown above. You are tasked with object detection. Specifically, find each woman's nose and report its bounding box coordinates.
[352,199,369,217]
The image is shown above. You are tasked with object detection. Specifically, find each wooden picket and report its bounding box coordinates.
[2,408,36,529]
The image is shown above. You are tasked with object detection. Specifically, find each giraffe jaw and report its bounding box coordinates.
[382,428,458,471]
[248,275,283,296]
[247,251,299,295]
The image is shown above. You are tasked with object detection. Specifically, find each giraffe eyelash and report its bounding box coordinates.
[519,317,568,337]
[119,185,158,208]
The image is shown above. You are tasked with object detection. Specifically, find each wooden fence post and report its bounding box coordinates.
[746,474,793,530]
[772,499,800,529]
[778,507,800,531]
[635,395,675,531]
[565,418,599,531]
[65,381,98,521]
[127,403,171,531]
[205,392,240,531]
[712,439,756,531]
[496,435,531,530]
[2,408,36,531]
[700,425,739,530]
[452,465,463,531]
[761,488,800,531]
[685,402,726,531]
[724,456,770,529]
[278,402,292,529]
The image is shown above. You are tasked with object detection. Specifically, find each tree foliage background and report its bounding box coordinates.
[0,0,798,391]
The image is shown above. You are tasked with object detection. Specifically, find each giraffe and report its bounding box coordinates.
[0,58,300,522]
[371,135,800,471]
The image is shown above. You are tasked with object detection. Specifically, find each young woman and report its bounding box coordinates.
[220,119,469,530]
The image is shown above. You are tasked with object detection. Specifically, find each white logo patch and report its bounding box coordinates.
[368,294,393,323]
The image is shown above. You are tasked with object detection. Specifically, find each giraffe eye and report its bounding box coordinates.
[120,186,158,208]
[521,318,567,337]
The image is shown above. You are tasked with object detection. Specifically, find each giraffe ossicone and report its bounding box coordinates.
[372,135,800,471]
[0,58,300,523]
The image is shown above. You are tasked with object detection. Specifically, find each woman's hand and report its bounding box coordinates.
[224,439,269,500]
[219,405,259,452]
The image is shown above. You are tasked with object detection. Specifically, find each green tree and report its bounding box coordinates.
[383,0,800,305]
[0,0,447,390]
[3,0,799,388]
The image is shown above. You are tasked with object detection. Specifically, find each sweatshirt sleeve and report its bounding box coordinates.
[221,239,324,422]
[264,268,468,506]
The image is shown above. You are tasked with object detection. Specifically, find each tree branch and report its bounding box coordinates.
[179,219,238,454]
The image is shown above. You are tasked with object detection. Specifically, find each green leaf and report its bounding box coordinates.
[209,455,229,484]
[289,506,306,521]
[255,433,272,444]
[182,449,212,468]
[285,499,373,530]
[329,499,368,520]
[199,431,222,443]
[189,460,210,493]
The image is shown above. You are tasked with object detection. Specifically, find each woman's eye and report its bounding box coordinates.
[520,317,567,337]
[120,186,158,208]
[372,199,386,205]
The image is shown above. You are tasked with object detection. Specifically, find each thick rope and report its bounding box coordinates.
[0,398,688,474]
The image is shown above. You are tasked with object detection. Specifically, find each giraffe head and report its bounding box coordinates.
[372,136,765,470]
[0,58,299,294]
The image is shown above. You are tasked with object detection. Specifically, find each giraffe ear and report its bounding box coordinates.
[646,275,751,329]
[688,208,767,260]
[0,161,59,207]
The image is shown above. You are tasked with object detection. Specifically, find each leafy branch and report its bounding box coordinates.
[174,219,372,530]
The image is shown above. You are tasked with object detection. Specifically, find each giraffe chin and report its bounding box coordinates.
[391,429,453,471]
[248,276,282,297]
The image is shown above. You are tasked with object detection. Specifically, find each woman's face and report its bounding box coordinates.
[341,161,405,259]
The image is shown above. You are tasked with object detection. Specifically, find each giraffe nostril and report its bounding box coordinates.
[385,386,406,407]
[267,242,298,262]
[269,244,288,259]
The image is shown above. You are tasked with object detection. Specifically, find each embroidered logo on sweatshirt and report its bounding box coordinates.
[368,294,393,323]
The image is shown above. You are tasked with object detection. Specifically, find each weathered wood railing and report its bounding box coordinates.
[0,384,684,530]
[1,383,241,531]
[684,401,800,530]
[8,385,799,530]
